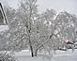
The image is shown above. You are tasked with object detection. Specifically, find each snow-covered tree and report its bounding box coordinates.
[54,11,77,51]
[14,0,39,57]
[1,0,77,57]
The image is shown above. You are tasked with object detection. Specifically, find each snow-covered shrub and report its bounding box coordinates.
[0,52,17,61]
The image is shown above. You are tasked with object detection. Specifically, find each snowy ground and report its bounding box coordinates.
[0,25,9,32]
[14,49,77,61]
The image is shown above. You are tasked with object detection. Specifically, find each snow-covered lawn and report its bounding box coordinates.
[0,49,77,61]
[14,49,77,61]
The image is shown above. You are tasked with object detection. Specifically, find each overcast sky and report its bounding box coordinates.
[0,0,77,15]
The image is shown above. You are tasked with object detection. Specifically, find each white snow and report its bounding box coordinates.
[0,49,77,61]
[0,25,9,32]
[15,50,31,56]
[14,49,77,61]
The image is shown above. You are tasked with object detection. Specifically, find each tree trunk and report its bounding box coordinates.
[30,45,34,57]
[28,21,34,57]
[29,35,34,57]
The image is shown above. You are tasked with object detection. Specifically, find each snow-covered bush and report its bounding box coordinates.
[0,52,17,61]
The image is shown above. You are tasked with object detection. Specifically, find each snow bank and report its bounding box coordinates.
[14,50,31,56]
[54,49,73,56]
[0,25,9,32]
